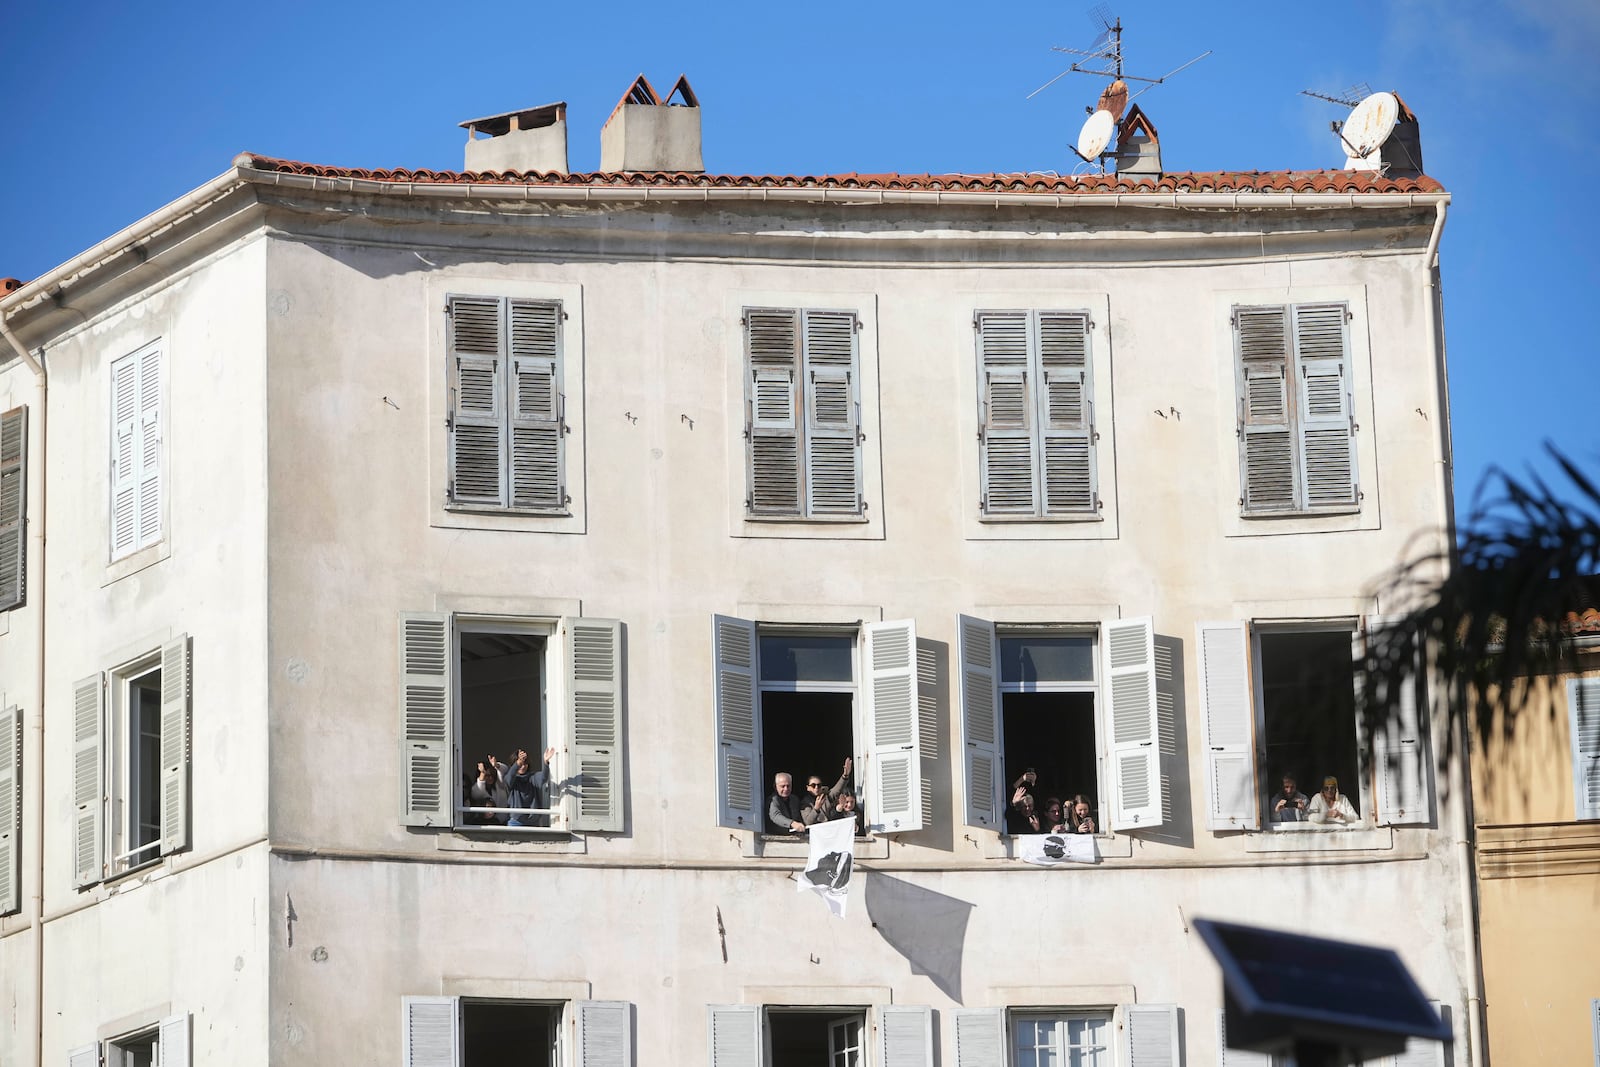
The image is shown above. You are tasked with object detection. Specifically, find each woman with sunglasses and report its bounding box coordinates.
[802,757,854,826]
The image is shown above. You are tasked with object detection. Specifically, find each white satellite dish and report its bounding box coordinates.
[1343,90,1399,157]
[1076,109,1115,160]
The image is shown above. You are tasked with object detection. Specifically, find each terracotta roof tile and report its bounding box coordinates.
[238,154,1444,195]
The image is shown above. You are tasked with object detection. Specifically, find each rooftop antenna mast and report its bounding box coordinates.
[1028,6,1212,172]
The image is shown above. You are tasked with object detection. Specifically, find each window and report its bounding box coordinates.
[70,1013,190,1067]
[71,636,192,887]
[1233,302,1358,515]
[0,702,18,914]
[951,1004,1176,1067]
[446,295,567,512]
[975,310,1099,518]
[398,613,622,832]
[1569,678,1599,820]
[959,615,1165,835]
[0,406,27,609]
[743,307,863,519]
[711,616,922,835]
[707,1004,932,1067]
[1197,619,1431,831]
[403,997,631,1067]
[110,343,164,559]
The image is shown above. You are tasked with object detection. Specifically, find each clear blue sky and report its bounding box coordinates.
[1,1,1594,504]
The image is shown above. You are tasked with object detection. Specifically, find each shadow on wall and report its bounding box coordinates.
[863,872,974,1002]
[1143,633,1194,850]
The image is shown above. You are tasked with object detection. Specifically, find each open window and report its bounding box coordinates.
[712,616,922,835]
[403,996,631,1067]
[71,636,191,888]
[1198,618,1431,831]
[958,615,1162,834]
[398,613,623,833]
[71,1013,190,1067]
[952,1004,1175,1067]
[707,1004,932,1067]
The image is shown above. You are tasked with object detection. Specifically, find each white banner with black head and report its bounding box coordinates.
[797,817,856,918]
[1016,833,1100,866]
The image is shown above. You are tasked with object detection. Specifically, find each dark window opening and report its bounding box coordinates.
[760,691,854,831]
[767,1009,865,1067]
[106,1031,156,1067]
[461,1000,558,1067]
[129,670,162,860]
[1258,630,1361,819]
[458,631,547,827]
[1001,692,1098,831]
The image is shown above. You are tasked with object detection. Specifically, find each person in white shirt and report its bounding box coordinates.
[1307,775,1358,827]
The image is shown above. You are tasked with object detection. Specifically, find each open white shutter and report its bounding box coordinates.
[67,1045,99,1067]
[574,1000,632,1067]
[957,615,1002,830]
[403,996,459,1067]
[802,310,861,516]
[746,308,802,515]
[1235,305,1295,513]
[0,406,27,610]
[448,296,506,506]
[1216,1009,1273,1067]
[72,673,104,888]
[707,1004,760,1067]
[952,1008,1005,1067]
[1039,311,1096,515]
[158,635,192,854]
[865,619,922,833]
[1198,621,1259,830]
[1124,1004,1179,1067]
[110,353,139,558]
[157,1013,192,1067]
[975,311,1035,515]
[566,617,624,832]
[399,613,452,827]
[1369,617,1432,826]
[0,704,19,913]
[1382,1001,1447,1067]
[1103,617,1164,830]
[1568,679,1600,820]
[713,616,761,830]
[508,300,565,510]
[879,1005,933,1067]
[1293,303,1357,508]
[134,347,162,549]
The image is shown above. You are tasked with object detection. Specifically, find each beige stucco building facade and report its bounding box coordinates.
[0,123,1476,1066]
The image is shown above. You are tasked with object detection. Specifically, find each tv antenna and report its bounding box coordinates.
[1028,7,1212,171]
[1303,85,1407,172]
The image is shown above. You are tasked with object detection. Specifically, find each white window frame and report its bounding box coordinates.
[108,340,166,563]
[402,996,631,1067]
[398,612,624,834]
[113,655,165,875]
[77,1012,191,1067]
[995,625,1107,829]
[951,1004,1176,1067]
[1010,1008,1113,1066]
[706,1004,932,1067]
[1569,677,1600,821]
[711,616,924,836]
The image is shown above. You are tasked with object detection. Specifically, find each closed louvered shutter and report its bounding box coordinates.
[135,348,162,548]
[1038,312,1096,514]
[746,309,802,514]
[1235,305,1296,512]
[1198,621,1259,830]
[0,703,19,913]
[713,615,761,829]
[1125,1004,1179,1067]
[975,311,1035,514]
[110,353,140,557]
[158,635,192,854]
[72,673,104,887]
[1571,679,1600,820]
[1293,303,1357,507]
[398,613,452,826]
[879,1006,933,1067]
[0,406,26,610]
[574,1001,632,1067]
[566,617,623,831]
[448,296,505,505]
[508,300,565,510]
[951,1008,1005,1067]
[1103,617,1164,831]
[865,619,921,833]
[802,310,861,515]
[957,614,1002,829]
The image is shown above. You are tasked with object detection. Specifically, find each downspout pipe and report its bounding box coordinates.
[0,318,45,1067]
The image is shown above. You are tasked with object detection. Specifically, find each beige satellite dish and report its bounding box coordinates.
[1344,91,1399,158]
[1076,109,1116,160]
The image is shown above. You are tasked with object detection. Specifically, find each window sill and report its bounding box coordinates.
[978,512,1103,524]
[743,833,889,860]
[444,503,572,518]
[436,830,587,856]
[1243,825,1393,853]
[743,514,869,524]
[1240,507,1361,520]
[103,541,170,587]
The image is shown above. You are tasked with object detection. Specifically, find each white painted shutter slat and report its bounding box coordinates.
[158,635,192,854]
[1383,1001,1447,1067]
[1369,616,1432,826]
[713,615,761,830]
[67,1045,99,1067]
[802,310,861,515]
[865,619,922,833]
[566,617,624,832]
[1124,1004,1179,1067]
[574,1000,632,1067]
[1216,1009,1274,1067]
[403,996,459,1067]
[135,348,162,548]
[448,296,506,506]
[1293,303,1357,508]
[1236,305,1296,512]
[1569,679,1600,821]
[157,1013,192,1067]
[1198,621,1259,830]
[746,309,802,515]
[399,613,452,827]
[707,1004,760,1067]
[72,673,104,887]
[509,300,565,510]
[952,1008,1006,1067]
[0,704,19,914]
[110,354,139,557]
[0,406,27,610]
[880,1005,933,1067]
[976,311,1036,515]
[1104,617,1164,830]
[957,614,1002,830]
[1039,312,1096,515]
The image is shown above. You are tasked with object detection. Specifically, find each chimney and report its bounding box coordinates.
[460,102,568,174]
[1379,94,1424,178]
[1113,105,1161,177]
[600,74,703,173]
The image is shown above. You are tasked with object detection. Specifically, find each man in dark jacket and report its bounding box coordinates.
[505,746,556,828]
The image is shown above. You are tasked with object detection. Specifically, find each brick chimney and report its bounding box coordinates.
[600,74,703,173]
